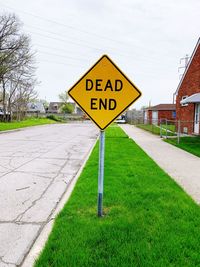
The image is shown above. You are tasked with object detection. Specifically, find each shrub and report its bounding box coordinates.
[46,114,63,122]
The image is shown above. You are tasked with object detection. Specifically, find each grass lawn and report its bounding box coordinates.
[35,126,200,267]
[165,136,200,158]
[0,117,56,131]
[137,123,175,136]
[161,124,176,132]
[137,123,160,135]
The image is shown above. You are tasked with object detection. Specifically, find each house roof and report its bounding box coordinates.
[48,102,64,109]
[180,93,200,104]
[27,102,45,112]
[175,38,200,96]
[146,104,176,111]
[49,102,75,107]
[49,102,64,106]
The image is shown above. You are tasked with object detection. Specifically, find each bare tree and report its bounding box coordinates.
[58,92,69,104]
[58,92,75,114]
[12,78,38,120]
[0,13,37,121]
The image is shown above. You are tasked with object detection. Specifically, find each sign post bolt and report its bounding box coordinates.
[98,130,105,217]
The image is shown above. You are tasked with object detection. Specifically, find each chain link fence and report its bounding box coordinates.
[126,110,144,124]
[136,119,200,144]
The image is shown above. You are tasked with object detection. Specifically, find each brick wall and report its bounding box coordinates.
[176,43,200,134]
[146,110,175,124]
[158,110,176,122]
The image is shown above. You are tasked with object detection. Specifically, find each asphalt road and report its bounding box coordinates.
[0,123,98,267]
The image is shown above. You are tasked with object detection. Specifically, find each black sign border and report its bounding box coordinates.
[68,55,142,130]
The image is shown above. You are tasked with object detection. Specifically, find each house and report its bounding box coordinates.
[27,102,45,113]
[175,38,200,135]
[74,104,84,115]
[144,104,176,125]
[48,101,84,115]
[47,102,64,113]
[0,103,11,121]
[67,99,83,115]
[65,102,83,115]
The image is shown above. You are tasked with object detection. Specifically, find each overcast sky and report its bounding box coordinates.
[0,0,199,109]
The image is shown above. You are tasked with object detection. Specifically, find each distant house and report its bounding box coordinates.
[175,38,200,135]
[0,103,11,121]
[48,102,64,113]
[74,104,83,115]
[144,104,176,125]
[27,102,45,113]
[48,101,84,115]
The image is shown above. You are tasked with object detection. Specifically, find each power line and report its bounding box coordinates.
[27,28,172,65]
[36,50,87,62]
[0,3,174,70]
[24,23,168,65]
[34,43,172,72]
[24,24,125,55]
[28,30,103,52]
[0,3,169,65]
[37,58,162,78]
[30,31,165,65]
[33,43,95,63]
[29,30,133,60]
[23,23,139,59]
[0,2,140,48]
[37,59,80,67]
[33,43,80,55]
[24,24,124,51]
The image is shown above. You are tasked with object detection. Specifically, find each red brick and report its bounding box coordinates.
[176,39,200,134]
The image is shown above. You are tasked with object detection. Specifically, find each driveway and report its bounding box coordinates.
[0,123,98,267]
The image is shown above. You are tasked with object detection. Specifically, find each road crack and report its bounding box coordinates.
[14,156,72,222]
[0,255,16,266]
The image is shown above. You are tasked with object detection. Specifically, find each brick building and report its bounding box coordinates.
[175,38,200,135]
[144,104,176,125]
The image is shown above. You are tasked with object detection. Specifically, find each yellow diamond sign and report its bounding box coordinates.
[68,55,142,130]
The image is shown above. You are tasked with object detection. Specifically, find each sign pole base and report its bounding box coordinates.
[97,130,105,217]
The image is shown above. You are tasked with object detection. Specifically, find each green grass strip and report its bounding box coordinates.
[0,118,56,131]
[137,124,175,136]
[165,136,200,158]
[35,126,200,267]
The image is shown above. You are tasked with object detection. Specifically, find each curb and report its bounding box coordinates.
[21,135,99,267]
[0,123,59,134]
[0,128,22,134]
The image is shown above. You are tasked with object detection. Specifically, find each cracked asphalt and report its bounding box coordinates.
[0,122,98,267]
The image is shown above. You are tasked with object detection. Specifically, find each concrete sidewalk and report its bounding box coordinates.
[121,124,200,204]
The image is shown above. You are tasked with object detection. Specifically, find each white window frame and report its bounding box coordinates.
[181,95,188,107]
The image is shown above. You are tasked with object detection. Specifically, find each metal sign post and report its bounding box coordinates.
[98,130,105,217]
[68,54,142,217]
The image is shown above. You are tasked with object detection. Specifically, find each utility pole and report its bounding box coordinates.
[178,54,190,79]
[173,54,191,103]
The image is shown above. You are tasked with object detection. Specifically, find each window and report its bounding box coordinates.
[181,95,188,106]
[172,111,176,118]
[31,104,36,109]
